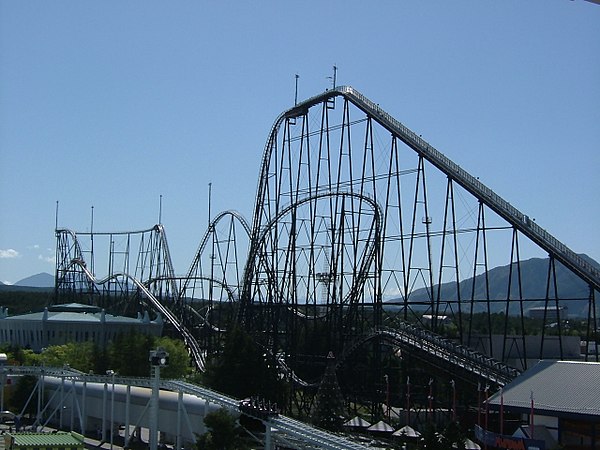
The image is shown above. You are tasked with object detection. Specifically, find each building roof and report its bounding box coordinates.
[7,431,84,447]
[1,303,161,325]
[487,360,600,420]
[49,303,101,313]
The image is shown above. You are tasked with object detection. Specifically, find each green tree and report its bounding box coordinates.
[155,336,193,379]
[311,353,346,431]
[9,375,38,418]
[0,344,27,365]
[203,327,285,403]
[443,421,465,449]
[105,332,191,378]
[419,423,447,450]
[4,332,191,379]
[33,342,97,372]
[195,408,247,450]
[107,330,155,377]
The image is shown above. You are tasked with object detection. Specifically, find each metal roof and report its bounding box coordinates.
[487,360,600,420]
[48,303,101,313]
[2,304,155,324]
[7,432,84,447]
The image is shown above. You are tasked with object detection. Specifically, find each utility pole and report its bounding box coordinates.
[208,183,212,228]
[0,353,6,411]
[149,348,169,450]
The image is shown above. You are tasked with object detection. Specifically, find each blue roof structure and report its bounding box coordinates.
[2,303,157,324]
[0,303,162,351]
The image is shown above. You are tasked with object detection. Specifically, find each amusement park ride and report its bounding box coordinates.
[53,86,600,422]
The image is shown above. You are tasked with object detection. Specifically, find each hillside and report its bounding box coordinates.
[390,255,599,317]
[14,272,54,288]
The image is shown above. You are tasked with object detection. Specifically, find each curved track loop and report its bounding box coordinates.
[242,84,600,386]
[67,259,205,370]
[56,225,179,302]
[182,210,251,298]
[244,191,382,313]
[54,86,600,401]
[174,275,238,333]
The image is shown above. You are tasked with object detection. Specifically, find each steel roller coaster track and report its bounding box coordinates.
[55,86,599,416]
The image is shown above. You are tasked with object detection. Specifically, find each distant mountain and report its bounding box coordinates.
[388,255,599,317]
[14,272,55,288]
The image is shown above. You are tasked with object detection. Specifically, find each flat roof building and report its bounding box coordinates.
[484,360,600,450]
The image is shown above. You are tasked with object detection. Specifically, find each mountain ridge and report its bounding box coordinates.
[14,272,54,288]
[386,255,599,317]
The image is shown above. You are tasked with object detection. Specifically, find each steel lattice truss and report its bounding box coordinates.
[55,86,600,412]
[241,86,599,369]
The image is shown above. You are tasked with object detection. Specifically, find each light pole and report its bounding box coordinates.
[450,379,456,422]
[428,378,434,422]
[384,374,390,421]
[405,376,411,426]
[149,348,169,450]
[106,370,116,450]
[0,353,7,411]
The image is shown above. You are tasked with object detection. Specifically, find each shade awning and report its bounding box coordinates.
[392,425,421,438]
[343,416,372,428]
[367,420,394,433]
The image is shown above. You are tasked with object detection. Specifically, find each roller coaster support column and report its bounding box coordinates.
[106,370,116,450]
[264,423,272,450]
[124,385,131,448]
[149,348,169,450]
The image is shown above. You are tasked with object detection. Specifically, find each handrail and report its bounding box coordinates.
[338,324,519,387]
[277,86,600,293]
[381,324,519,385]
[69,260,205,371]
[336,86,600,292]
[4,367,369,450]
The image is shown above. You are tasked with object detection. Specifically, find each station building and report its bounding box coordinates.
[528,306,568,321]
[0,303,163,351]
[483,360,600,450]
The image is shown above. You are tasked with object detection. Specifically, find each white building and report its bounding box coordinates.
[0,303,163,351]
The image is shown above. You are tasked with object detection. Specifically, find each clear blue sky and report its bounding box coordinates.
[1,1,598,284]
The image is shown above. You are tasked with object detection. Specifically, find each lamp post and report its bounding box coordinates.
[428,378,434,421]
[0,353,7,411]
[405,376,410,425]
[384,374,390,421]
[149,348,169,450]
[450,379,456,422]
[106,370,116,450]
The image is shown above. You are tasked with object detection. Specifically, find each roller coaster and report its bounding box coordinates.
[54,86,600,420]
